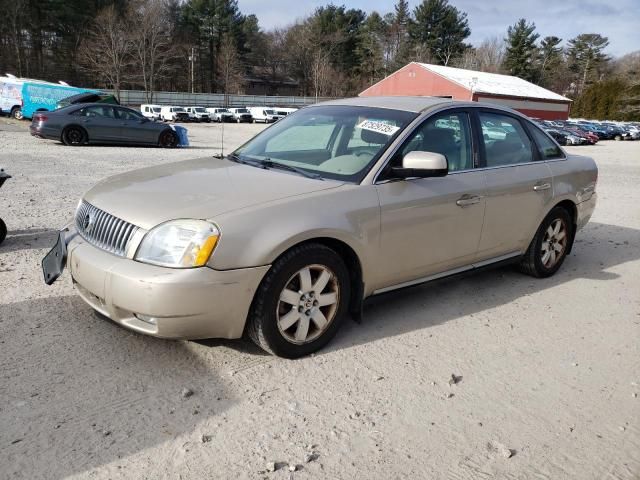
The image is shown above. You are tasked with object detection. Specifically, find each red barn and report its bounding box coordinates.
[360,62,572,120]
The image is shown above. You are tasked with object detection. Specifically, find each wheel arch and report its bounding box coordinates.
[263,236,365,321]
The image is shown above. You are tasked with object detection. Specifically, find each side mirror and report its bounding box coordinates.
[392,151,448,178]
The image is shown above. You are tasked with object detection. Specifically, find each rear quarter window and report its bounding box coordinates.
[528,124,564,160]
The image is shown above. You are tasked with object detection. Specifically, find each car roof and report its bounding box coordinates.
[313,96,536,116]
[68,102,126,108]
[316,96,459,113]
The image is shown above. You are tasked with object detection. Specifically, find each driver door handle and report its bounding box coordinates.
[533,182,551,191]
[456,194,483,207]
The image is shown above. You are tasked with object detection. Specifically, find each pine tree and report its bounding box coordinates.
[356,12,386,85]
[180,0,246,92]
[504,18,539,82]
[410,0,470,66]
[567,33,610,94]
[537,36,563,85]
[390,0,412,68]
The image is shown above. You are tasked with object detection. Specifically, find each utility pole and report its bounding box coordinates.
[189,47,195,94]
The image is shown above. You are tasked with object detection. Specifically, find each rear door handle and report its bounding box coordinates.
[533,182,551,191]
[456,194,483,207]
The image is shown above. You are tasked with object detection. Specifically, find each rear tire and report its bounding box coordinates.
[247,243,351,358]
[0,218,6,245]
[62,126,87,146]
[10,107,23,120]
[519,207,573,278]
[158,130,178,148]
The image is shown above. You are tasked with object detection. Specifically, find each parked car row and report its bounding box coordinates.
[531,118,640,144]
[139,104,298,123]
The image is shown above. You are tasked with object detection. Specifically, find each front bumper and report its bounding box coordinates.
[66,232,270,339]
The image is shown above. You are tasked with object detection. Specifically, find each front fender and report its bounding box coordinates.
[208,184,380,284]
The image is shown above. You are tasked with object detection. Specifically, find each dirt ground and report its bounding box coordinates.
[0,117,638,480]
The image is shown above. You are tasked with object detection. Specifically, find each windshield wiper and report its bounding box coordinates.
[226,154,323,180]
[224,153,263,168]
[259,159,323,180]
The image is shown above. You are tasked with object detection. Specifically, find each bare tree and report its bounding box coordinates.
[7,0,26,77]
[128,0,181,102]
[310,49,333,99]
[453,37,504,73]
[218,33,244,104]
[78,5,132,100]
[263,29,288,82]
[475,37,505,73]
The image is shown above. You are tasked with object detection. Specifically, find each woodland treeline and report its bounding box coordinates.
[0,0,638,119]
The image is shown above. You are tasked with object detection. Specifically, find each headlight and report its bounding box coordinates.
[135,220,220,268]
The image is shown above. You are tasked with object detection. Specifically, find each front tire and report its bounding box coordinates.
[519,207,573,278]
[62,126,87,146]
[247,243,351,358]
[158,130,178,148]
[0,218,6,245]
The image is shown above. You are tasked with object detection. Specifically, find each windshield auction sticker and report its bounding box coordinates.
[357,120,400,136]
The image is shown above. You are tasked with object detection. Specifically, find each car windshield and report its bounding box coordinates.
[265,109,275,114]
[236,109,249,113]
[152,107,161,113]
[195,107,206,112]
[233,105,417,182]
[218,109,229,113]
[174,108,185,112]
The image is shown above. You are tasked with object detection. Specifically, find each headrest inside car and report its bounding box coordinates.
[361,128,389,145]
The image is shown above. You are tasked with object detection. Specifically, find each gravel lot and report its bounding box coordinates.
[1,117,638,479]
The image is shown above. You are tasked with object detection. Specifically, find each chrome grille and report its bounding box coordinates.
[75,201,138,256]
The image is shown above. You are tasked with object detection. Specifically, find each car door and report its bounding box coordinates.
[476,110,554,260]
[374,109,487,289]
[76,105,120,142]
[115,107,157,144]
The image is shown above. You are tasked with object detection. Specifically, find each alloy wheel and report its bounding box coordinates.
[65,128,84,145]
[160,131,178,148]
[276,264,340,345]
[541,218,567,268]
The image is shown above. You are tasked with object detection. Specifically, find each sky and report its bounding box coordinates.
[236,0,640,57]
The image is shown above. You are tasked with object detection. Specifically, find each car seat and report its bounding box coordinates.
[421,128,460,170]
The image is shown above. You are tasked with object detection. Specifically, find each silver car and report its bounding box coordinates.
[42,97,598,358]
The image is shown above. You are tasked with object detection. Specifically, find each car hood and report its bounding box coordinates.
[83,157,343,230]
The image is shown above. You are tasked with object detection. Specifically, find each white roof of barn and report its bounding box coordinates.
[416,63,571,102]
